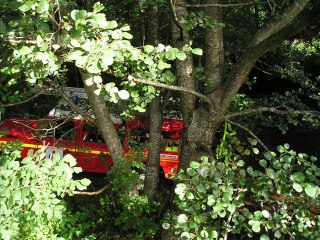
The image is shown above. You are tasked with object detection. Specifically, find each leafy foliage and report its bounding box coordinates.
[0,144,91,240]
[166,130,320,239]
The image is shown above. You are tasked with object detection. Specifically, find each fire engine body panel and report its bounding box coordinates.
[0,117,183,178]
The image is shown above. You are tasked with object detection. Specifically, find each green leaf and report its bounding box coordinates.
[70,39,81,47]
[165,50,176,60]
[105,20,118,29]
[290,172,305,182]
[162,222,170,230]
[71,10,87,21]
[144,45,154,54]
[111,30,122,39]
[93,2,105,13]
[264,152,273,161]
[200,230,209,238]
[253,148,259,154]
[266,168,275,179]
[18,46,32,56]
[190,161,200,169]
[118,90,130,100]
[304,183,318,198]
[192,48,203,55]
[68,50,84,60]
[122,32,133,39]
[259,160,267,168]
[181,232,190,240]
[177,214,188,223]
[1,230,12,240]
[197,184,206,193]
[293,183,303,192]
[176,52,187,61]
[207,195,216,206]
[277,145,285,153]
[37,0,49,13]
[260,234,270,240]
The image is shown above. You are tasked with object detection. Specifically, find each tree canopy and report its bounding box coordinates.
[1,0,320,239]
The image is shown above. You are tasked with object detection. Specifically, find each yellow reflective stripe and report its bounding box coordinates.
[22,143,41,149]
[1,140,179,162]
[160,159,179,162]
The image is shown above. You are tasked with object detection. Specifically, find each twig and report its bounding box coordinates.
[128,75,216,109]
[73,183,111,196]
[51,87,95,122]
[224,107,320,119]
[177,0,259,8]
[170,0,184,39]
[224,210,235,240]
[0,90,46,107]
[227,120,270,152]
[0,37,37,45]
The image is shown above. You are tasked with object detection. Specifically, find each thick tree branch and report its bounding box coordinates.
[128,75,215,109]
[248,0,311,48]
[81,71,124,163]
[227,120,270,152]
[73,183,111,196]
[221,2,319,111]
[224,107,320,119]
[177,0,258,8]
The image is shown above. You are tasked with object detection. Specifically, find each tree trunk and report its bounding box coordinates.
[171,0,197,170]
[143,4,162,200]
[204,0,224,105]
[81,71,124,163]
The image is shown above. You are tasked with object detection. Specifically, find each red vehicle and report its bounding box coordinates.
[0,116,183,178]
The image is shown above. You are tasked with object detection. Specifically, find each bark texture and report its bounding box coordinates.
[81,71,124,163]
[143,5,162,200]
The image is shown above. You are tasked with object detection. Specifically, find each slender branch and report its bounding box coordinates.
[0,91,46,107]
[0,37,37,45]
[170,0,184,38]
[128,75,215,109]
[73,183,111,196]
[177,0,259,8]
[224,107,320,119]
[227,120,270,152]
[51,87,95,122]
[224,210,236,240]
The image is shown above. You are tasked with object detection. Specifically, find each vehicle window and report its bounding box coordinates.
[53,120,75,140]
[83,124,104,142]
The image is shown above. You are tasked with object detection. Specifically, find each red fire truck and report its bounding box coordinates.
[0,116,183,178]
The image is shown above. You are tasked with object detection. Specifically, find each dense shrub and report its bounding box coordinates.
[0,142,91,240]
